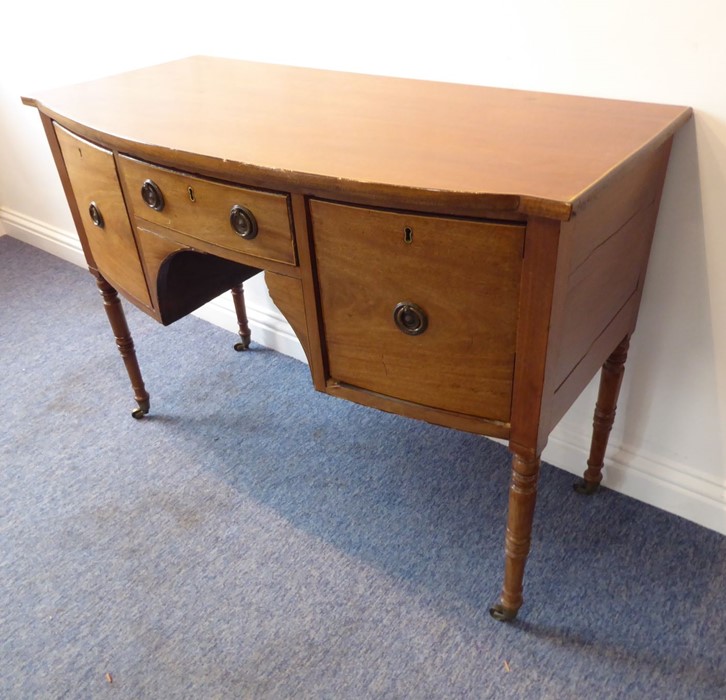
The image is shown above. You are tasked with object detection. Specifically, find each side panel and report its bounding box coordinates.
[545,139,673,432]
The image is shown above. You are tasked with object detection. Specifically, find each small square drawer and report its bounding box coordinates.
[118,156,296,265]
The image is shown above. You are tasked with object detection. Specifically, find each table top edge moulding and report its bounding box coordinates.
[22,56,693,622]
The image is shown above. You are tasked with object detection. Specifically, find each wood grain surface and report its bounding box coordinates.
[54,125,151,307]
[118,155,295,266]
[26,57,691,219]
[311,200,524,421]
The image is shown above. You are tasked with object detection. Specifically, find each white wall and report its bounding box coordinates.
[2,1,724,533]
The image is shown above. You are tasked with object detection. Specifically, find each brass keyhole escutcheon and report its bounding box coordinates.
[393,302,428,335]
[404,226,413,244]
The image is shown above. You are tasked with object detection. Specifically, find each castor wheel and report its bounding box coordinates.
[573,479,600,495]
[489,604,518,622]
[131,398,150,419]
[233,341,250,352]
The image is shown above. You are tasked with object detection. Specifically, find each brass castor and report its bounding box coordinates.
[233,340,250,352]
[489,604,518,622]
[573,479,600,495]
[131,399,150,419]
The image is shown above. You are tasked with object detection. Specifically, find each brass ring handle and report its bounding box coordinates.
[88,201,104,228]
[229,204,258,239]
[393,302,428,336]
[141,179,165,212]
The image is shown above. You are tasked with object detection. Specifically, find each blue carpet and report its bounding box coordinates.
[1,235,725,699]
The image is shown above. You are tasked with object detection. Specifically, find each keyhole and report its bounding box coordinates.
[187,186,196,202]
[404,226,413,244]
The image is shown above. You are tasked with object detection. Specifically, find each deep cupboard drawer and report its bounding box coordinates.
[311,200,525,422]
[117,156,296,266]
[54,125,151,307]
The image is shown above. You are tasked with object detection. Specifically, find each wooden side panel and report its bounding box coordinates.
[549,295,638,430]
[265,271,312,365]
[311,200,524,422]
[555,201,656,385]
[546,139,673,432]
[54,124,152,308]
[568,143,671,271]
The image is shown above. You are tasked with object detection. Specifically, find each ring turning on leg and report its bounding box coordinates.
[91,269,150,418]
[575,336,630,495]
[231,282,252,351]
[490,452,541,622]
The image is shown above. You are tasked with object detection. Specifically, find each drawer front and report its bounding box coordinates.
[54,125,151,307]
[118,156,295,266]
[311,201,524,422]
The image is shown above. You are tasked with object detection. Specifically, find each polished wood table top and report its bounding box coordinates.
[24,56,690,220]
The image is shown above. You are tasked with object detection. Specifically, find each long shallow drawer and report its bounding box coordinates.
[311,200,524,422]
[117,156,296,265]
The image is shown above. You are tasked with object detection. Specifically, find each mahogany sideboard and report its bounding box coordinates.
[23,57,692,621]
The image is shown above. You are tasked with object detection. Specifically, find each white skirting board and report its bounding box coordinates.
[3,206,724,536]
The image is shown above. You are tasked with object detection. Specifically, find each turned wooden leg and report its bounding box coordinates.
[231,282,252,351]
[490,452,541,622]
[91,270,150,419]
[575,335,630,495]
